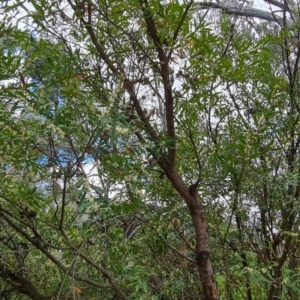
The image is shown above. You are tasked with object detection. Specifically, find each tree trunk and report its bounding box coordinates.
[268,267,282,300]
[167,168,219,300]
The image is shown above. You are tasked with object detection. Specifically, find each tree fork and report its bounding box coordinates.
[73,1,219,298]
[166,169,219,300]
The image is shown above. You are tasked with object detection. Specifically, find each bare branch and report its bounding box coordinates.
[264,0,285,9]
[193,2,285,24]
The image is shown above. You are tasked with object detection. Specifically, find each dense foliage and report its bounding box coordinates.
[1,1,300,299]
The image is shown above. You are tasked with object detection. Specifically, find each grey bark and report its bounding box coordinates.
[193,1,291,25]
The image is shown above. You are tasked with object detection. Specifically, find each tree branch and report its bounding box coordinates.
[168,0,194,61]
[0,209,112,290]
[60,229,129,300]
[74,9,159,143]
[193,2,285,24]
[139,0,176,166]
[264,0,285,9]
[0,262,51,300]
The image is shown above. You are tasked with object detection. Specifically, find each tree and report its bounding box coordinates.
[1,0,300,299]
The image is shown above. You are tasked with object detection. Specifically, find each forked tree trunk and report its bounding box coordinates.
[77,0,220,297]
[167,168,219,300]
